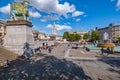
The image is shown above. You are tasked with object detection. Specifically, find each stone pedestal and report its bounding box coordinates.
[4,20,34,55]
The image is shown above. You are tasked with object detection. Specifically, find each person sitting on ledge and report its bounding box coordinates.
[4,60,11,67]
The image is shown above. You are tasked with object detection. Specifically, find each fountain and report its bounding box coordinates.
[85,32,120,52]
[97,32,115,51]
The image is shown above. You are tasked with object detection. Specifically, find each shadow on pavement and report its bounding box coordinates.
[107,68,120,75]
[101,60,120,68]
[101,60,120,76]
[0,56,92,80]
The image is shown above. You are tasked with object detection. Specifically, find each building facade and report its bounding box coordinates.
[0,20,6,40]
[32,30,47,41]
[96,23,120,42]
[69,30,87,39]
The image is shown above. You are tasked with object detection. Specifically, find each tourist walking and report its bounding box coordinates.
[39,47,42,54]
[48,47,52,53]
[76,43,78,49]
[106,48,110,56]
[101,48,104,55]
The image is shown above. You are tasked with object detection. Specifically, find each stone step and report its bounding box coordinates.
[0,46,19,63]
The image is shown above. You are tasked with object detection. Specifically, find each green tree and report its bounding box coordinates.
[75,34,81,41]
[63,32,82,41]
[117,37,120,42]
[91,31,100,41]
[69,34,75,41]
[83,33,89,40]
[63,32,69,40]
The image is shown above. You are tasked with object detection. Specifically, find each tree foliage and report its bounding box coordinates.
[91,31,100,41]
[117,37,120,42]
[83,33,89,40]
[63,32,81,41]
[63,32,69,40]
[75,34,81,41]
[69,34,75,41]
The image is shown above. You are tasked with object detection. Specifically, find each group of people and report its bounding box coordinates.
[35,46,52,55]
[101,48,111,56]
[82,46,90,52]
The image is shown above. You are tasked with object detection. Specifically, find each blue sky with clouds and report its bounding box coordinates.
[0,0,120,35]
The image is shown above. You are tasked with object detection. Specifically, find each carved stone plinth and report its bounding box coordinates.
[4,20,34,55]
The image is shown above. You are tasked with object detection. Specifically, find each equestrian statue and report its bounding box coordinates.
[10,0,29,21]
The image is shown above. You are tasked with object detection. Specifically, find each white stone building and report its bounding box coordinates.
[69,30,87,39]
[0,20,6,40]
[96,23,120,42]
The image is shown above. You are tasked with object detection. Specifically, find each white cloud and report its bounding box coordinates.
[46,24,53,28]
[15,0,80,18]
[117,0,120,10]
[76,18,81,22]
[57,25,72,30]
[0,4,10,14]
[110,0,120,10]
[29,11,41,18]
[9,0,85,20]
[43,15,59,21]
[46,24,72,31]
[63,22,71,25]
[56,2,76,17]
[30,0,76,18]
[72,11,84,17]
[29,0,57,13]
[40,19,46,22]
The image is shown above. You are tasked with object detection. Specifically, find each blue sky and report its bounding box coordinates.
[0,0,120,35]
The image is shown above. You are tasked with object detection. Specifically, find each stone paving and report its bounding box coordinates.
[0,44,120,80]
[72,60,120,80]
[63,47,120,80]
[65,48,120,60]
[41,44,68,59]
[36,44,120,80]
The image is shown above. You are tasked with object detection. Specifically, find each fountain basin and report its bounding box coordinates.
[97,43,115,48]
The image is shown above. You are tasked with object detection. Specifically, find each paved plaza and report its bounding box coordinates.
[0,0,120,80]
[0,44,120,80]
[44,44,120,80]
[64,48,120,60]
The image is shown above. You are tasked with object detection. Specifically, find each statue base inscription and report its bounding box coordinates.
[4,20,34,55]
